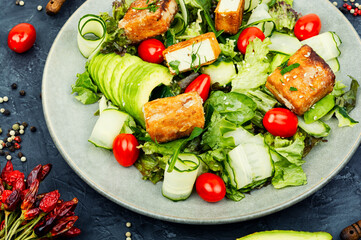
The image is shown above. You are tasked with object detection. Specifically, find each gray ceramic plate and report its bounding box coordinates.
[42,0,361,224]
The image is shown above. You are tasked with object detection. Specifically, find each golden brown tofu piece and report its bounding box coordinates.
[163,32,221,74]
[118,0,178,43]
[266,45,335,115]
[143,92,205,143]
[215,0,245,35]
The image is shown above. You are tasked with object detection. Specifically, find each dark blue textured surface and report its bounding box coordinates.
[1,0,361,239]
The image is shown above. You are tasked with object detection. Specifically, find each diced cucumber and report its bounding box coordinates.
[269,32,302,55]
[225,127,273,189]
[270,53,289,72]
[88,109,133,149]
[301,32,341,61]
[201,60,236,86]
[246,4,275,37]
[304,95,335,124]
[335,106,358,127]
[326,58,340,72]
[162,153,200,201]
[297,116,331,138]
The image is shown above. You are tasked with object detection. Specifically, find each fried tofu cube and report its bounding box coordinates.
[118,0,178,43]
[143,92,205,143]
[266,45,335,115]
[163,32,221,74]
[215,0,245,35]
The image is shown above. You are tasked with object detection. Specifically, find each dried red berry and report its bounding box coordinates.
[14,136,21,143]
[343,3,348,7]
[14,143,20,150]
[347,5,352,10]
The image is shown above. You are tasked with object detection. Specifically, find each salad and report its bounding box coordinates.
[71,0,359,203]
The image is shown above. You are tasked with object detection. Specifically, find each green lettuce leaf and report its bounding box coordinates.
[271,151,307,189]
[71,71,100,104]
[231,38,271,92]
[225,186,245,202]
[219,39,240,60]
[199,149,228,172]
[331,81,347,97]
[206,91,257,125]
[269,1,300,33]
[134,154,168,184]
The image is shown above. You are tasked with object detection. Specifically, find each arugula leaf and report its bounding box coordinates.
[71,71,100,104]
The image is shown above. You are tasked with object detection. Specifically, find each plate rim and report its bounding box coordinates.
[42,0,361,224]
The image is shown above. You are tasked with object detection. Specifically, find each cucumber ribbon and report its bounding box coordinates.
[77,14,107,58]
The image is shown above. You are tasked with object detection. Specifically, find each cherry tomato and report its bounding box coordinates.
[263,108,298,138]
[184,74,211,103]
[196,173,226,202]
[137,38,165,64]
[237,27,265,55]
[113,134,140,167]
[294,14,321,41]
[8,23,36,53]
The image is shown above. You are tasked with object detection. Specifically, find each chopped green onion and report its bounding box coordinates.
[281,63,300,75]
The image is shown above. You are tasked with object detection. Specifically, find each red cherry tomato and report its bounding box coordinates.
[237,27,265,55]
[263,108,298,138]
[196,173,226,203]
[8,23,36,53]
[294,14,321,41]
[113,134,140,167]
[184,74,211,103]
[137,38,165,64]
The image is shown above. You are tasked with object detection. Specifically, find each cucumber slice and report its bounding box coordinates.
[245,0,261,12]
[297,116,331,138]
[335,106,358,127]
[269,32,302,55]
[77,14,106,58]
[201,60,236,86]
[88,109,133,149]
[304,94,335,124]
[162,153,200,201]
[246,4,275,37]
[326,58,340,72]
[301,32,341,61]
[225,128,273,189]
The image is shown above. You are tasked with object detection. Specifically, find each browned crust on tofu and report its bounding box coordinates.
[143,92,205,143]
[163,32,221,74]
[215,0,245,35]
[266,45,335,115]
[118,0,178,43]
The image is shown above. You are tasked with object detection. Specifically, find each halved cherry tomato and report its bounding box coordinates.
[263,108,298,138]
[184,74,211,103]
[294,14,321,41]
[237,27,265,55]
[138,38,165,64]
[196,173,226,203]
[8,23,36,53]
[113,134,140,167]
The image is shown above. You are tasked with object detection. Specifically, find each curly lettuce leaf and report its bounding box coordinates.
[134,154,168,184]
[71,71,100,104]
[231,38,271,91]
[269,1,300,33]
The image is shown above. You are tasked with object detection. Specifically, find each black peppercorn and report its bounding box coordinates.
[5,142,11,148]
[17,152,23,158]
[8,146,15,152]
[0,150,4,156]
[3,110,10,116]
[4,152,9,156]
[22,122,28,128]
[11,83,18,90]
[19,90,26,96]
[30,126,37,132]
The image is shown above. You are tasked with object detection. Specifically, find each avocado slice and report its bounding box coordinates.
[96,53,117,95]
[90,53,107,89]
[100,54,122,101]
[237,230,332,240]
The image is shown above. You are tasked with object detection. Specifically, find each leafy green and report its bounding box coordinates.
[177,9,203,40]
[134,154,168,184]
[219,39,239,60]
[201,112,236,150]
[225,186,245,201]
[246,89,279,113]
[335,77,359,113]
[331,81,347,97]
[199,149,227,172]
[231,38,271,92]
[71,71,100,104]
[206,91,257,125]
[269,1,300,33]
[269,0,294,8]
[265,132,305,166]
[99,12,135,55]
[112,0,133,21]
[271,151,307,189]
